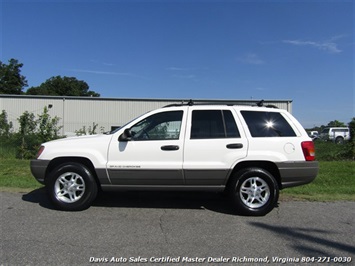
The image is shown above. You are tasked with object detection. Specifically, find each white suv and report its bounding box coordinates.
[31,102,318,216]
[319,127,350,144]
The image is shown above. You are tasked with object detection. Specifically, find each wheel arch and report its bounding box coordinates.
[226,160,281,190]
[45,157,101,188]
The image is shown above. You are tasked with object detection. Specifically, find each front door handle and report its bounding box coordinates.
[226,143,243,149]
[161,145,179,151]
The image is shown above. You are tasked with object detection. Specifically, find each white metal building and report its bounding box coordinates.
[0,95,293,136]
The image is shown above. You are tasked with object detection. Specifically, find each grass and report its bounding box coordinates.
[0,159,42,190]
[0,159,354,201]
[280,161,355,201]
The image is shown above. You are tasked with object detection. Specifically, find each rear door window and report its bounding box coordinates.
[191,110,240,139]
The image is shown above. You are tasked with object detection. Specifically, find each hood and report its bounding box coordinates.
[45,134,112,144]
[39,134,113,160]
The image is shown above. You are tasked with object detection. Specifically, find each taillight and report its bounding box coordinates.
[301,141,315,161]
[36,146,45,159]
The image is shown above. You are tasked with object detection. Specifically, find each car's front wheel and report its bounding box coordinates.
[46,163,98,211]
[229,167,279,216]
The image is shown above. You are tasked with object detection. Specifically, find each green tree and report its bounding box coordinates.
[0,110,13,136]
[17,111,37,159]
[37,106,62,142]
[26,76,100,97]
[0,59,28,94]
[0,110,15,158]
[16,107,62,159]
[327,120,346,127]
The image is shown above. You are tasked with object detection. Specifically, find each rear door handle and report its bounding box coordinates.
[226,143,243,149]
[161,145,179,151]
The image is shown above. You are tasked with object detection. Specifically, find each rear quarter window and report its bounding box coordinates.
[241,111,296,137]
[332,129,348,133]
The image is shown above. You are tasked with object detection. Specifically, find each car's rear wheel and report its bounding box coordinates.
[46,163,98,211]
[335,136,344,144]
[229,167,279,216]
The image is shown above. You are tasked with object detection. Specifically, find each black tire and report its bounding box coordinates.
[46,163,98,211]
[229,167,279,216]
[335,137,344,144]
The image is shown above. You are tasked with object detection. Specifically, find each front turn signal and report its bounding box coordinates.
[36,146,45,159]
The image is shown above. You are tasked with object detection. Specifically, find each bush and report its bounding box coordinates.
[315,141,353,161]
[348,118,355,160]
[0,108,62,159]
[0,110,16,159]
[75,122,104,136]
[0,135,17,159]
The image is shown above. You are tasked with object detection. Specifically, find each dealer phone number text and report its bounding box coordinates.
[301,257,352,263]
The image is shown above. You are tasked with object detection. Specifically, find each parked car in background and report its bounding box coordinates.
[308,131,319,141]
[319,127,350,144]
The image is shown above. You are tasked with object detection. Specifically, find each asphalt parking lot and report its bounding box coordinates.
[1,189,354,265]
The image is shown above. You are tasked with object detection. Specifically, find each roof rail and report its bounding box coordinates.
[257,100,264,107]
[163,99,279,108]
[163,99,194,108]
[256,99,279,109]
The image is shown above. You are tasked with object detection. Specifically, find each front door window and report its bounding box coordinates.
[130,111,183,141]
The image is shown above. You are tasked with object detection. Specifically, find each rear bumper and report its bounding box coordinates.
[276,161,319,189]
[30,159,50,185]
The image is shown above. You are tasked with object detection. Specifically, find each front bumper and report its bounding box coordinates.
[30,160,50,185]
[276,161,319,189]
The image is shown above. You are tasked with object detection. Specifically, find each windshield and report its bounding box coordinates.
[321,128,329,134]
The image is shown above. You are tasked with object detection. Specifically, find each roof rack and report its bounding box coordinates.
[163,99,279,109]
[163,99,194,107]
[256,99,279,109]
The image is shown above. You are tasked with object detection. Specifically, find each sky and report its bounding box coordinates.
[1,0,354,128]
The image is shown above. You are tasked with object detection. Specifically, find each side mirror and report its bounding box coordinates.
[119,128,132,141]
